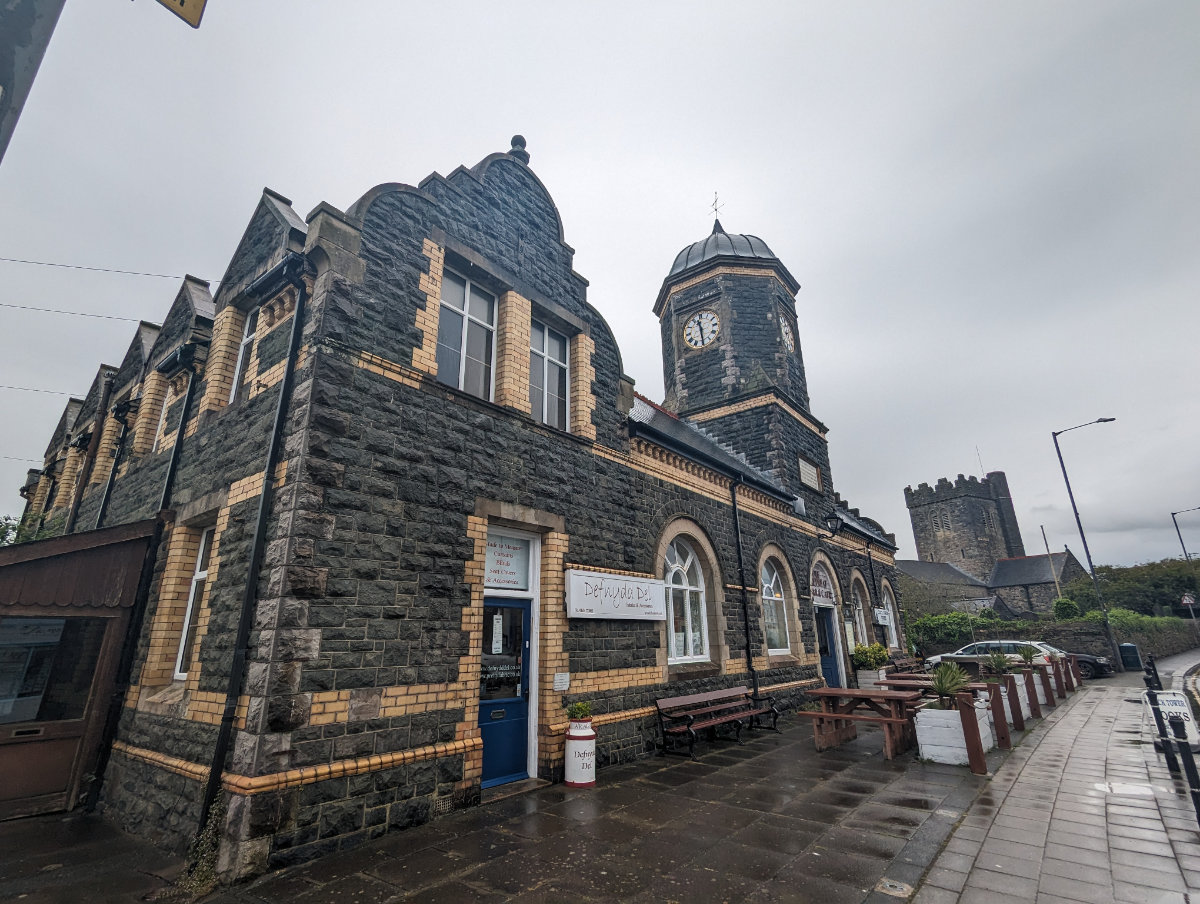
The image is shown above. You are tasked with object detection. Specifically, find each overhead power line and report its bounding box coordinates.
[1,455,42,463]
[0,384,71,395]
[0,301,142,322]
[0,255,185,280]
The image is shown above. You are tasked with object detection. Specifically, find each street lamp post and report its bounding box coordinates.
[1171,505,1200,635]
[1053,418,1122,671]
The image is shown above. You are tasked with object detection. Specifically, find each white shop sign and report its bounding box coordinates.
[1145,691,1200,747]
[873,607,891,625]
[566,570,666,620]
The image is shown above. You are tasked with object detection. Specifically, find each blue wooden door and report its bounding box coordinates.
[479,600,530,788]
[815,607,842,687]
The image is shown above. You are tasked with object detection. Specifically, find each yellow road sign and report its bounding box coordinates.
[155,0,206,29]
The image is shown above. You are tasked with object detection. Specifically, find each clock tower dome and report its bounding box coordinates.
[654,220,832,503]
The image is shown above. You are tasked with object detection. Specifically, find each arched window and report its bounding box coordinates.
[880,585,900,648]
[811,562,836,607]
[851,578,869,646]
[665,538,709,663]
[761,559,789,655]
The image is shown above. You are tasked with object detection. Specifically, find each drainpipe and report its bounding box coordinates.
[730,476,761,698]
[66,372,113,534]
[196,251,309,841]
[94,399,134,530]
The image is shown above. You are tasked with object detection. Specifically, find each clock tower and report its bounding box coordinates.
[654,220,833,503]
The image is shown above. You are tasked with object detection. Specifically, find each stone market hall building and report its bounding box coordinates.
[3,137,903,877]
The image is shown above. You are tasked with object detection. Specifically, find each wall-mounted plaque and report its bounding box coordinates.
[566,570,666,620]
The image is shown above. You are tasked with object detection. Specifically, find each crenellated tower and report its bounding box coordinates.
[903,471,1025,581]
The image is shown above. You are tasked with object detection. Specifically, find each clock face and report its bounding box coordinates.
[683,310,720,349]
[779,316,795,352]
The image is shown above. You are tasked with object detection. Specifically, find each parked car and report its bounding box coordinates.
[925,640,1113,679]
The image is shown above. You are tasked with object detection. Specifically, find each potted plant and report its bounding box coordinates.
[1013,645,1040,716]
[915,663,995,766]
[1017,644,1052,706]
[564,701,596,788]
[852,642,891,689]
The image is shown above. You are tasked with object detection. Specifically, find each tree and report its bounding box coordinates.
[1063,558,1199,617]
[1053,597,1080,619]
[0,514,17,547]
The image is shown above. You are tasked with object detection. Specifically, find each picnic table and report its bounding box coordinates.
[795,687,923,759]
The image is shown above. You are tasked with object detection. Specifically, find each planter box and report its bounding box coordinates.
[856,668,888,690]
[1013,681,1033,721]
[915,700,995,766]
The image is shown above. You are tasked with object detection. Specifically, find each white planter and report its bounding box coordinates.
[915,701,995,766]
[856,668,888,690]
[1034,680,1050,706]
[1014,681,1033,720]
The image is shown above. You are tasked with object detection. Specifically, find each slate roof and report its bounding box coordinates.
[669,220,778,277]
[827,507,896,550]
[989,553,1068,588]
[628,395,788,500]
[895,560,988,587]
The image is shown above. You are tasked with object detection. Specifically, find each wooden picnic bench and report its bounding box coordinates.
[888,655,923,674]
[656,686,779,759]
[794,687,922,759]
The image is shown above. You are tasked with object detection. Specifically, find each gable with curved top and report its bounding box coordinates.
[338,146,627,446]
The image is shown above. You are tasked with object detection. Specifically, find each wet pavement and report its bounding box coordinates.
[913,648,1200,904]
[4,650,1198,903]
[208,722,987,904]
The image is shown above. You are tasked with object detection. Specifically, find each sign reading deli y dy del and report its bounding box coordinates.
[566,570,666,620]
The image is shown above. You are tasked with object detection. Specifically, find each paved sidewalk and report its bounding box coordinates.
[5,652,1198,903]
[914,649,1200,904]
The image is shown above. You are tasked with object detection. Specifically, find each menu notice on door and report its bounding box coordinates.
[565,570,666,620]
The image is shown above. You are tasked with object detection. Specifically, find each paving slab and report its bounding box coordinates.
[915,647,1200,904]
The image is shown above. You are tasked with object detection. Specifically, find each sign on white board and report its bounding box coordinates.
[566,570,666,620]
[1145,691,1200,748]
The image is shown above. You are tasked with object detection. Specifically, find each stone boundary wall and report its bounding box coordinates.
[924,619,1198,661]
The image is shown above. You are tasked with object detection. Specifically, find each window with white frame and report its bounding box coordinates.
[880,586,900,648]
[665,538,709,663]
[530,318,568,430]
[174,527,215,680]
[436,269,495,400]
[851,579,869,645]
[228,308,259,404]
[151,385,172,454]
[761,559,790,655]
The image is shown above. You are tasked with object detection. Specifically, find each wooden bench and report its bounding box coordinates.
[656,686,779,759]
[794,688,923,759]
[888,655,922,674]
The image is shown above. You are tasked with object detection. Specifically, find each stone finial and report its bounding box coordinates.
[508,135,530,164]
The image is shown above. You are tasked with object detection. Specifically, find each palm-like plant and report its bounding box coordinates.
[929,662,969,709]
[1017,645,1038,667]
[984,651,1010,680]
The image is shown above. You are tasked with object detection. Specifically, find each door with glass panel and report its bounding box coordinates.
[479,600,530,788]
[815,607,842,687]
[0,614,116,818]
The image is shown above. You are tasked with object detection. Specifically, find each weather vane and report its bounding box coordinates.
[711,192,724,220]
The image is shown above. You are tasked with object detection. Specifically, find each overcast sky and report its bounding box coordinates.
[1,1,1197,569]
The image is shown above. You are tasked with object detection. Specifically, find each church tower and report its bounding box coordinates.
[655,221,832,506]
[903,471,1026,581]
